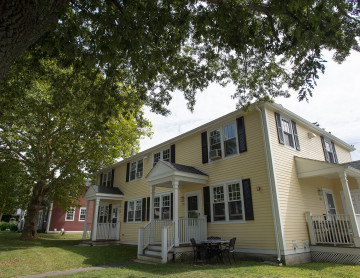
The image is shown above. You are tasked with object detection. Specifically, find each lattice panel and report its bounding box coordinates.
[311,251,360,265]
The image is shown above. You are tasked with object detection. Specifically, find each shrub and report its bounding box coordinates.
[0,222,18,231]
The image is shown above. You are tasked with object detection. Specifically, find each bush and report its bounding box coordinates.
[0,222,18,231]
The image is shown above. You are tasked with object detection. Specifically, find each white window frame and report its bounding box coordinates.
[152,147,171,167]
[79,207,86,221]
[101,170,112,187]
[210,178,245,224]
[323,138,336,163]
[208,121,239,161]
[280,117,296,149]
[153,192,172,220]
[127,198,143,223]
[129,158,144,181]
[65,207,75,221]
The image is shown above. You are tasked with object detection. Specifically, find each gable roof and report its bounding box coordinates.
[161,161,208,176]
[85,185,124,201]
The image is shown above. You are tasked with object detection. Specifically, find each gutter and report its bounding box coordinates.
[256,105,285,262]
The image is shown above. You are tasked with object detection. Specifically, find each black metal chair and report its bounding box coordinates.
[190,238,208,263]
[222,237,236,264]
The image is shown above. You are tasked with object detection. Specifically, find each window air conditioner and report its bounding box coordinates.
[209,149,221,160]
[136,172,143,178]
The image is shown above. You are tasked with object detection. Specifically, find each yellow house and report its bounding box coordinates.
[82,102,360,265]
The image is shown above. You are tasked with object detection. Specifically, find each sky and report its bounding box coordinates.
[139,51,360,161]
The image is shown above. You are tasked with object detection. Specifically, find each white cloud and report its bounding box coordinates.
[140,51,360,161]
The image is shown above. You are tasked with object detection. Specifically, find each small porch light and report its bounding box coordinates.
[317,188,323,196]
[180,196,185,204]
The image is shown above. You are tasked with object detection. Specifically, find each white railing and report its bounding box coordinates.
[161,221,175,263]
[356,214,360,233]
[96,223,118,240]
[152,220,173,243]
[178,216,207,244]
[138,222,151,257]
[306,212,355,246]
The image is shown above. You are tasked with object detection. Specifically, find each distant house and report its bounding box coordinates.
[80,102,360,265]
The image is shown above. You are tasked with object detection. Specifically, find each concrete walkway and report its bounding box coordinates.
[19,261,138,278]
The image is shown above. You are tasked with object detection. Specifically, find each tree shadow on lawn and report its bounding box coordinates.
[0,231,83,251]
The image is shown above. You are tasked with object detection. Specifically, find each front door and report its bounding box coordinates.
[185,191,202,241]
[323,189,337,215]
[110,205,120,240]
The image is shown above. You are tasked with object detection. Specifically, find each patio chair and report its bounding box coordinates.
[190,238,208,264]
[222,237,236,264]
[207,236,221,241]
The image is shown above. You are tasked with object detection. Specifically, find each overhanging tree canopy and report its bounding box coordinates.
[1,1,359,110]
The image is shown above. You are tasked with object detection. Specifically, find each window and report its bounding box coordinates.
[65,208,75,221]
[209,122,238,160]
[153,148,170,166]
[79,208,86,221]
[275,112,300,150]
[101,170,112,187]
[321,137,338,163]
[129,159,144,181]
[127,199,142,222]
[211,181,244,223]
[154,193,171,220]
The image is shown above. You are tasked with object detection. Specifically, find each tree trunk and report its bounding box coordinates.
[20,181,46,239]
[0,0,69,82]
[0,212,3,222]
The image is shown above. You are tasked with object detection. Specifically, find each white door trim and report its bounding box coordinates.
[184,190,203,217]
[323,188,337,215]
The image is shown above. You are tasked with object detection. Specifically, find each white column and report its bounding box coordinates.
[46,202,53,233]
[149,185,155,244]
[339,172,360,247]
[91,198,100,241]
[82,200,90,240]
[173,180,179,247]
[305,212,316,245]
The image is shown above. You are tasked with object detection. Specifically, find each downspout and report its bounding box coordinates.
[46,202,53,233]
[256,105,285,263]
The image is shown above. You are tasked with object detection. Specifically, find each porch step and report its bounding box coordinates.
[145,249,161,257]
[148,244,162,251]
[137,254,162,264]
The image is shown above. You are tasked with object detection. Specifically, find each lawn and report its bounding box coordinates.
[1,231,360,278]
[0,231,137,278]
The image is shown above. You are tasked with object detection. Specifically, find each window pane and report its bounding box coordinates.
[228,201,243,220]
[154,208,160,219]
[224,138,237,157]
[224,123,235,140]
[163,149,170,162]
[128,211,134,221]
[162,195,170,207]
[213,186,224,202]
[162,207,170,220]
[210,129,221,151]
[137,159,143,177]
[153,152,161,166]
[79,209,86,220]
[228,183,241,201]
[213,203,225,221]
[154,197,160,207]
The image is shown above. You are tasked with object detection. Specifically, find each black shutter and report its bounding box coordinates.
[111,169,115,187]
[236,116,247,153]
[170,144,175,163]
[291,121,300,151]
[170,193,173,220]
[99,173,103,186]
[321,136,330,162]
[123,201,128,222]
[275,112,284,144]
[146,197,150,221]
[142,198,146,221]
[126,163,130,182]
[203,186,211,222]
[242,179,254,220]
[331,141,338,163]
[201,131,208,164]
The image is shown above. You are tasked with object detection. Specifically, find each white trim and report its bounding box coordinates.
[65,207,75,221]
[257,105,286,262]
[127,198,143,223]
[209,177,245,224]
[322,188,338,215]
[46,202,53,233]
[78,207,86,221]
[184,190,203,218]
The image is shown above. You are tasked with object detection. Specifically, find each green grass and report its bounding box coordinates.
[60,261,360,278]
[1,231,360,278]
[0,231,137,278]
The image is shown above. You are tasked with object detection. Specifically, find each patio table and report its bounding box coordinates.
[200,239,229,263]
